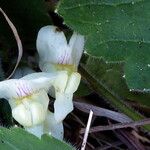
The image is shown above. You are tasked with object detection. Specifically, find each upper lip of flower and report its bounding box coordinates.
[36,25,85,72]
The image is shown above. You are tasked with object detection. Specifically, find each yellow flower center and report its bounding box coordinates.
[55,64,77,75]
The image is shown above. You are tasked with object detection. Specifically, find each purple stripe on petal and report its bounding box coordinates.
[23,82,31,95]
[20,81,26,96]
[16,81,32,98]
[16,90,20,97]
[58,52,64,64]
[57,48,71,65]
[66,53,69,64]
[18,86,23,97]
[61,50,66,64]
[21,86,28,95]
[63,49,67,64]
[58,55,63,64]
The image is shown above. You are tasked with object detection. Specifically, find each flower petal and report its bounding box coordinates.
[10,90,49,127]
[53,73,81,122]
[0,79,29,99]
[38,63,57,73]
[22,72,61,94]
[36,25,72,71]
[25,124,44,138]
[12,103,32,126]
[44,111,64,140]
[69,32,84,67]
[54,92,73,122]
[21,72,57,81]
[0,79,48,100]
[53,71,68,93]
[0,71,69,100]
[65,72,81,93]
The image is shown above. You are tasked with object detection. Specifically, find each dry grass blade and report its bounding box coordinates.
[70,113,105,147]
[0,7,23,79]
[95,141,123,150]
[81,110,93,150]
[74,101,132,123]
[132,130,150,144]
[80,118,150,134]
[114,129,146,150]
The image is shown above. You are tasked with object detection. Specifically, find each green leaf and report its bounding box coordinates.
[83,55,150,107]
[58,0,150,91]
[0,0,51,42]
[75,80,92,97]
[0,127,75,150]
[79,54,150,130]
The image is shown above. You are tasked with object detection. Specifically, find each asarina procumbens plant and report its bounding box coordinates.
[36,25,85,123]
[0,25,84,141]
[0,72,65,139]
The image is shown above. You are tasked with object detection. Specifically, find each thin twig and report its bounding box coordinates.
[80,118,150,134]
[81,110,93,150]
[79,135,95,150]
[95,141,123,150]
[0,8,23,79]
[114,129,145,150]
[132,130,150,143]
[71,113,103,146]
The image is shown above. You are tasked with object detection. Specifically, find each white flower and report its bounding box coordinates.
[53,72,81,122]
[0,72,64,127]
[26,111,64,140]
[36,25,84,73]
[36,25,84,122]
[43,111,64,140]
[9,70,67,139]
